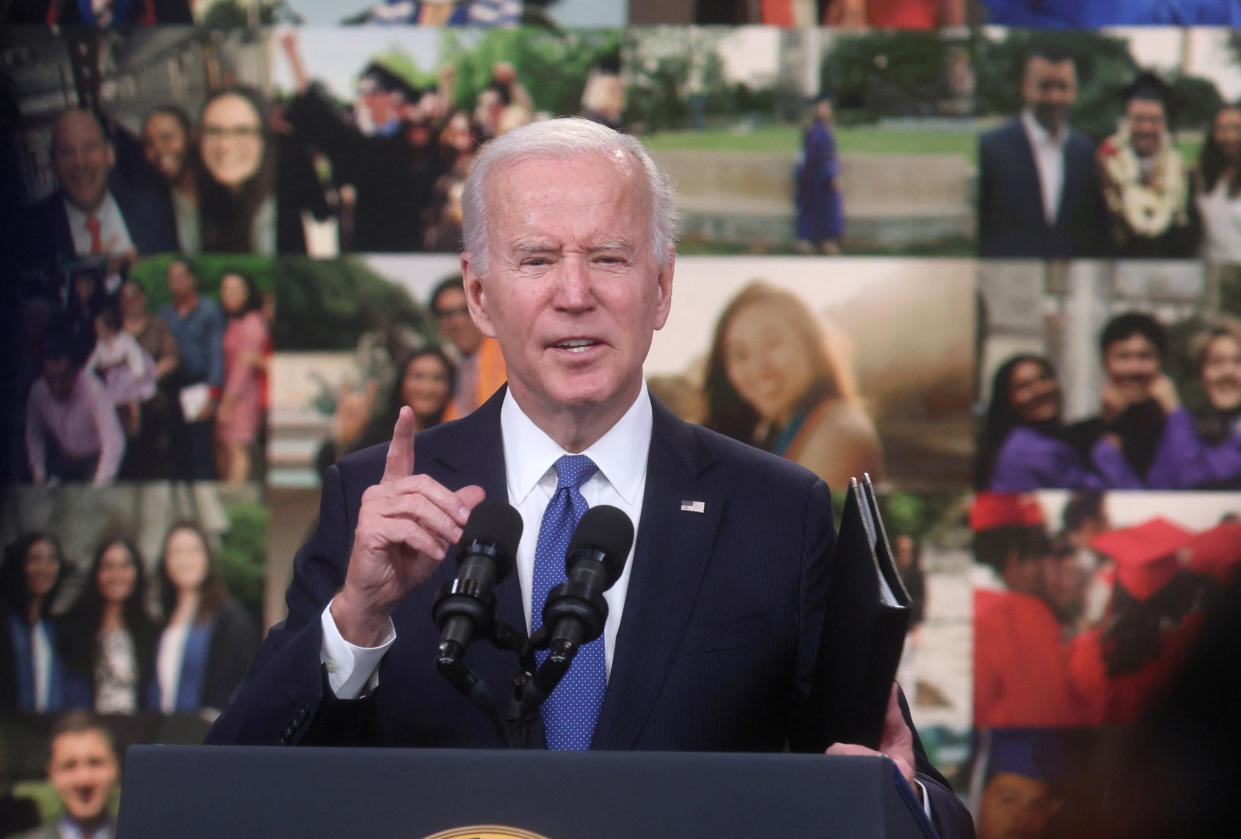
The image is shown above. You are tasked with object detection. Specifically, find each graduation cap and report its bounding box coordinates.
[969,493,1044,532]
[1123,70,1171,107]
[1090,517,1192,601]
[987,731,1041,781]
[1183,521,1241,585]
[986,730,1067,785]
[358,62,421,103]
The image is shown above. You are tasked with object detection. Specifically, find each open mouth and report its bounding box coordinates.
[553,338,600,353]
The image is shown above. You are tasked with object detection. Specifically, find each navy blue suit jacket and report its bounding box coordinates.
[207,388,973,837]
[21,181,179,269]
[977,118,1104,258]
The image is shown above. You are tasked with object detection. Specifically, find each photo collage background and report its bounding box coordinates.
[4,2,1241,833]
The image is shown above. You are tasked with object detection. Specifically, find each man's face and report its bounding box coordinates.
[1047,550,1090,623]
[1103,333,1162,405]
[51,110,115,213]
[47,729,119,825]
[433,286,483,356]
[978,772,1058,839]
[167,261,196,299]
[464,152,673,429]
[358,80,401,130]
[1004,550,1055,600]
[1126,98,1167,158]
[44,357,77,402]
[1021,57,1076,136]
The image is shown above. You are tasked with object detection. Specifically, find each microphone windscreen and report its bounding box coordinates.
[567,505,634,585]
[459,500,524,573]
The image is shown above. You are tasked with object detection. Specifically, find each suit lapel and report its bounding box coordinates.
[1008,123,1052,225]
[1059,131,1089,224]
[422,387,523,633]
[53,193,76,257]
[592,397,724,749]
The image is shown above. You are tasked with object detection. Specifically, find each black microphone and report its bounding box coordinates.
[542,505,634,663]
[432,501,523,665]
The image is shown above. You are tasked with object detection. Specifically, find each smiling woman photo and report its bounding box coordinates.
[142,105,202,253]
[702,281,883,488]
[1,532,69,712]
[152,522,256,715]
[1143,316,1241,489]
[197,87,276,254]
[59,537,157,713]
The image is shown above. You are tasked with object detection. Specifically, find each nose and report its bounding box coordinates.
[553,255,594,311]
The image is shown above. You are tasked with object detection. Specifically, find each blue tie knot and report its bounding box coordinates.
[554,454,597,491]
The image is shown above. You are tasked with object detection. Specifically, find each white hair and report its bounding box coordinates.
[461,117,678,277]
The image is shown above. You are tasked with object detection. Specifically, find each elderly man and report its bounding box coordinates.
[207,118,971,837]
[977,48,1104,258]
[23,108,177,271]
[14,712,120,839]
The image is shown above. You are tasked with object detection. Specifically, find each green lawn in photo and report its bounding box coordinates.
[642,124,979,162]
[642,124,1206,168]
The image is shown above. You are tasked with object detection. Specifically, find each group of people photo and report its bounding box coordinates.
[7,11,1241,839]
[18,257,271,486]
[978,308,1241,492]
[972,490,1240,731]
[1,524,256,718]
[979,45,1241,262]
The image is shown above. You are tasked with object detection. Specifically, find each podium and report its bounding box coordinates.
[117,746,937,838]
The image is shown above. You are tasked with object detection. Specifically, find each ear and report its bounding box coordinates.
[106,142,116,169]
[652,251,675,332]
[461,252,496,338]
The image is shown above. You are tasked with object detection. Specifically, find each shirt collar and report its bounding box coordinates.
[62,191,120,229]
[58,814,113,839]
[1021,109,1068,148]
[501,381,652,508]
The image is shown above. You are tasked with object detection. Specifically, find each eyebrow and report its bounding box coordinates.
[510,240,634,255]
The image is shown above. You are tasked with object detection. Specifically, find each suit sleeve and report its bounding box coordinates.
[789,478,974,838]
[204,461,368,745]
[976,134,996,257]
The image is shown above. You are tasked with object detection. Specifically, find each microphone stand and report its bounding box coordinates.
[435,619,583,749]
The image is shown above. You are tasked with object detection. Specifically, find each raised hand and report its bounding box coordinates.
[330,406,485,646]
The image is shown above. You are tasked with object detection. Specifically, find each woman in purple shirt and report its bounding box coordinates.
[977,354,1140,491]
[1145,317,1241,489]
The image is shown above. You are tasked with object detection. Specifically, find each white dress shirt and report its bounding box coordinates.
[321,383,653,698]
[1197,177,1241,262]
[1020,110,1069,226]
[64,192,134,257]
[31,619,53,711]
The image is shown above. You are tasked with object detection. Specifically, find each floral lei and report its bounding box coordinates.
[1099,123,1189,238]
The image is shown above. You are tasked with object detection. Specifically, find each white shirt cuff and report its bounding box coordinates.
[319,599,395,699]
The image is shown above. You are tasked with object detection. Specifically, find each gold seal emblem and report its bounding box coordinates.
[422,826,553,839]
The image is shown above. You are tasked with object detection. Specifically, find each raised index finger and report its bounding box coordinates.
[382,405,417,483]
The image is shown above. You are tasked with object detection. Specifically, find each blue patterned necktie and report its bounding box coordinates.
[531,454,604,750]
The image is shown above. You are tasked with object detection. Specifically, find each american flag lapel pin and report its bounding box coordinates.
[680,500,706,514]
